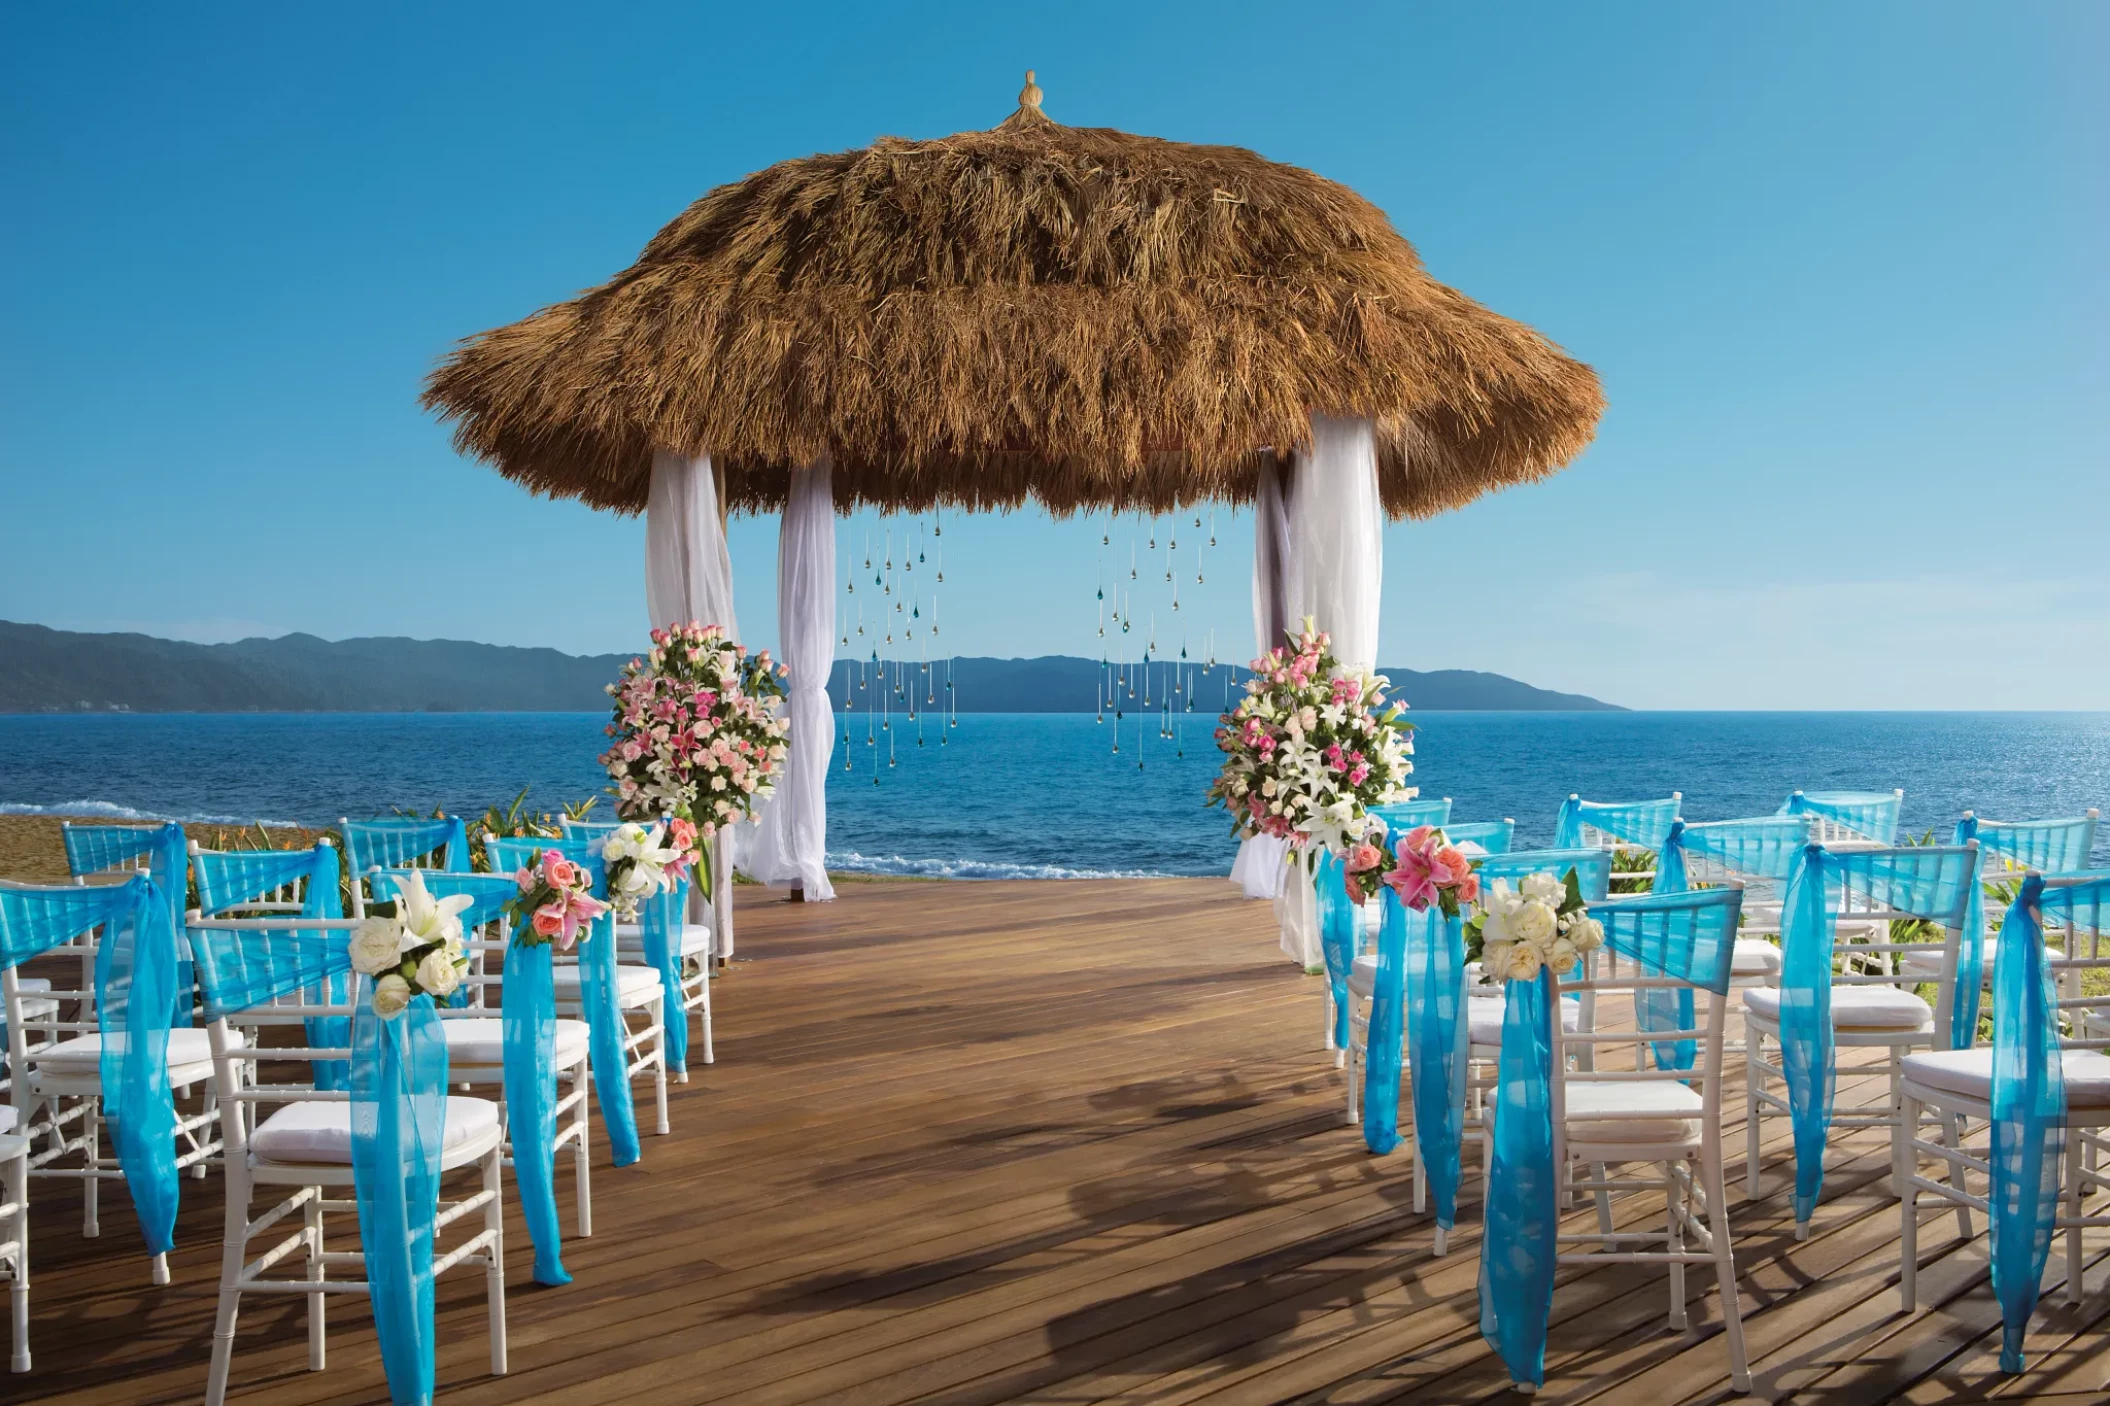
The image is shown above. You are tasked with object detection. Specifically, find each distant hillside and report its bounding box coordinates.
[0,623,1621,713]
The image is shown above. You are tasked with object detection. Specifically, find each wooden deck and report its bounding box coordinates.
[17,878,2109,1403]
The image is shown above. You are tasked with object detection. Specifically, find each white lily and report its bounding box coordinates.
[392,868,475,951]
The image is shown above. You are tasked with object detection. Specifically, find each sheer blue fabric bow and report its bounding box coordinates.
[2,822,186,1259]
[1315,849,1358,1053]
[1358,887,1413,1157]
[484,836,641,1168]
[63,821,193,1026]
[390,868,573,1285]
[1552,795,1680,852]
[352,983,447,1406]
[1957,813,2100,876]
[1985,873,2106,1372]
[1776,842,1981,1225]
[1478,886,1740,1390]
[194,843,351,1088]
[1778,790,1901,844]
[1372,798,1452,832]
[341,816,470,875]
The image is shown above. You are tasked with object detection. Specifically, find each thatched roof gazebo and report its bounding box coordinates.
[423,73,1602,944]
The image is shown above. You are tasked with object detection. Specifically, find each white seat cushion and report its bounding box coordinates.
[35,1026,243,1083]
[0,1104,15,1134]
[1903,1048,2110,1107]
[1347,954,1379,999]
[615,921,714,957]
[1733,937,1783,977]
[441,1017,590,1067]
[1563,1079,1705,1144]
[551,964,663,1004]
[1743,984,1931,1030]
[250,1096,500,1165]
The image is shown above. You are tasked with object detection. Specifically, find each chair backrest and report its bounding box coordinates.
[1553,794,1681,852]
[1,879,118,1086]
[60,821,167,880]
[1787,840,1983,1045]
[190,839,338,917]
[339,816,467,876]
[368,869,519,1007]
[1372,798,1452,833]
[184,916,361,1168]
[1473,848,1614,903]
[559,818,621,842]
[1440,819,1514,856]
[1663,815,1815,911]
[2029,872,2110,1050]
[1552,885,1745,1154]
[1958,810,2100,879]
[482,835,599,887]
[1779,789,1903,846]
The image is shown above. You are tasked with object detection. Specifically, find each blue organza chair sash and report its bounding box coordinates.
[1315,850,1357,1053]
[1653,815,1812,896]
[1478,885,1742,1389]
[1,822,187,1259]
[1778,789,1901,844]
[341,816,470,876]
[194,843,352,1086]
[1441,820,1515,856]
[1775,841,1982,1224]
[1370,798,1452,832]
[1957,813,2100,877]
[62,822,167,878]
[1552,795,1680,851]
[637,878,692,1073]
[478,837,640,1167]
[351,983,447,1404]
[1473,848,1613,903]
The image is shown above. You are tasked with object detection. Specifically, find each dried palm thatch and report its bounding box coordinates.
[423,73,1603,519]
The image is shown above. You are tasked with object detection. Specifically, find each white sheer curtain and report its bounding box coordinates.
[646,448,742,956]
[1229,456,1294,902]
[1272,417,1385,969]
[744,459,837,900]
[645,449,740,640]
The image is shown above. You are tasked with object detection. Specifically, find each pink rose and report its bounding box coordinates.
[1346,842,1384,874]
[542,852,578,889]
[514,864,536,893]
[531,905,564,938]
[1432,846,1473,886]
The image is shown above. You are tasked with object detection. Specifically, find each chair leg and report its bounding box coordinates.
[651,1001,670,1137]
[1888,1052,1908,1200]
[83,1105,100,1238]
[305,1191,325,1371]
[2067,1135,2086,1308]
[484,1149,508,1375]
[1667,1165,1687,1331]
[1745,1037,1763,1199]
[1900,1092,1921,1312]
[1345,1026,1360,1126]
[697,962,715,1067]
[1947,1112,1974,1241]
[1704,1147,1751,1393]
[8,1154,27,1374]
[1593,1163,1614,1238]
[572,1061,593,1239]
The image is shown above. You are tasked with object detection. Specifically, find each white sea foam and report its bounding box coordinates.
[824,850,1179,881]
[0,800,307,828]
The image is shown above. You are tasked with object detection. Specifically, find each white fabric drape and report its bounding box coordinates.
[1230,455,1295,902]
[744,459,837,901]
[645,449,740,642]
[1246,418,1386,969]
[646,448,741,956]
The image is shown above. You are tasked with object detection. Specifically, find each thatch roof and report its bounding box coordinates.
[422,73,1603,519]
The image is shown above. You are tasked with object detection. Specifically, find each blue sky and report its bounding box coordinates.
[3,3,2103,709]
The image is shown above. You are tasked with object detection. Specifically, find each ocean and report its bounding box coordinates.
[2,711,2107,877]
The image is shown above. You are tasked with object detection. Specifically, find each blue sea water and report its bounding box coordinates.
[2,711,2107,876]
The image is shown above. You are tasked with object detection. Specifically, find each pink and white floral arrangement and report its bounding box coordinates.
[600,622,790,844]
[1206,618,1414,859]
[502,848,608,951]
[1339,824,1482,917]
[348,869,474,1019]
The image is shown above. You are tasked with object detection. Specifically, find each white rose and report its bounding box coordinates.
[1481,942,1514,980]
[416,948,462,998]
[1481,906,1512,945]
[1569,916,1605,952]
[1504,943,1543,982]
[601,833,634,862]
[1510,899,1558,947]
[1519,872,1563,903]
[1547,937,1579,975]
[349,918,406,975]
[371,974,413,1020]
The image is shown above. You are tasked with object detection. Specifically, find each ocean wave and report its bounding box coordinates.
[0,800,309,828]
[825,850,1180,881]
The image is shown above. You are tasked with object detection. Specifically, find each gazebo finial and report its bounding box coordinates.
[1019,68,1042,114]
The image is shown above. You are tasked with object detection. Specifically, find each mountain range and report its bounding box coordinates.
[0,622,1622,713]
